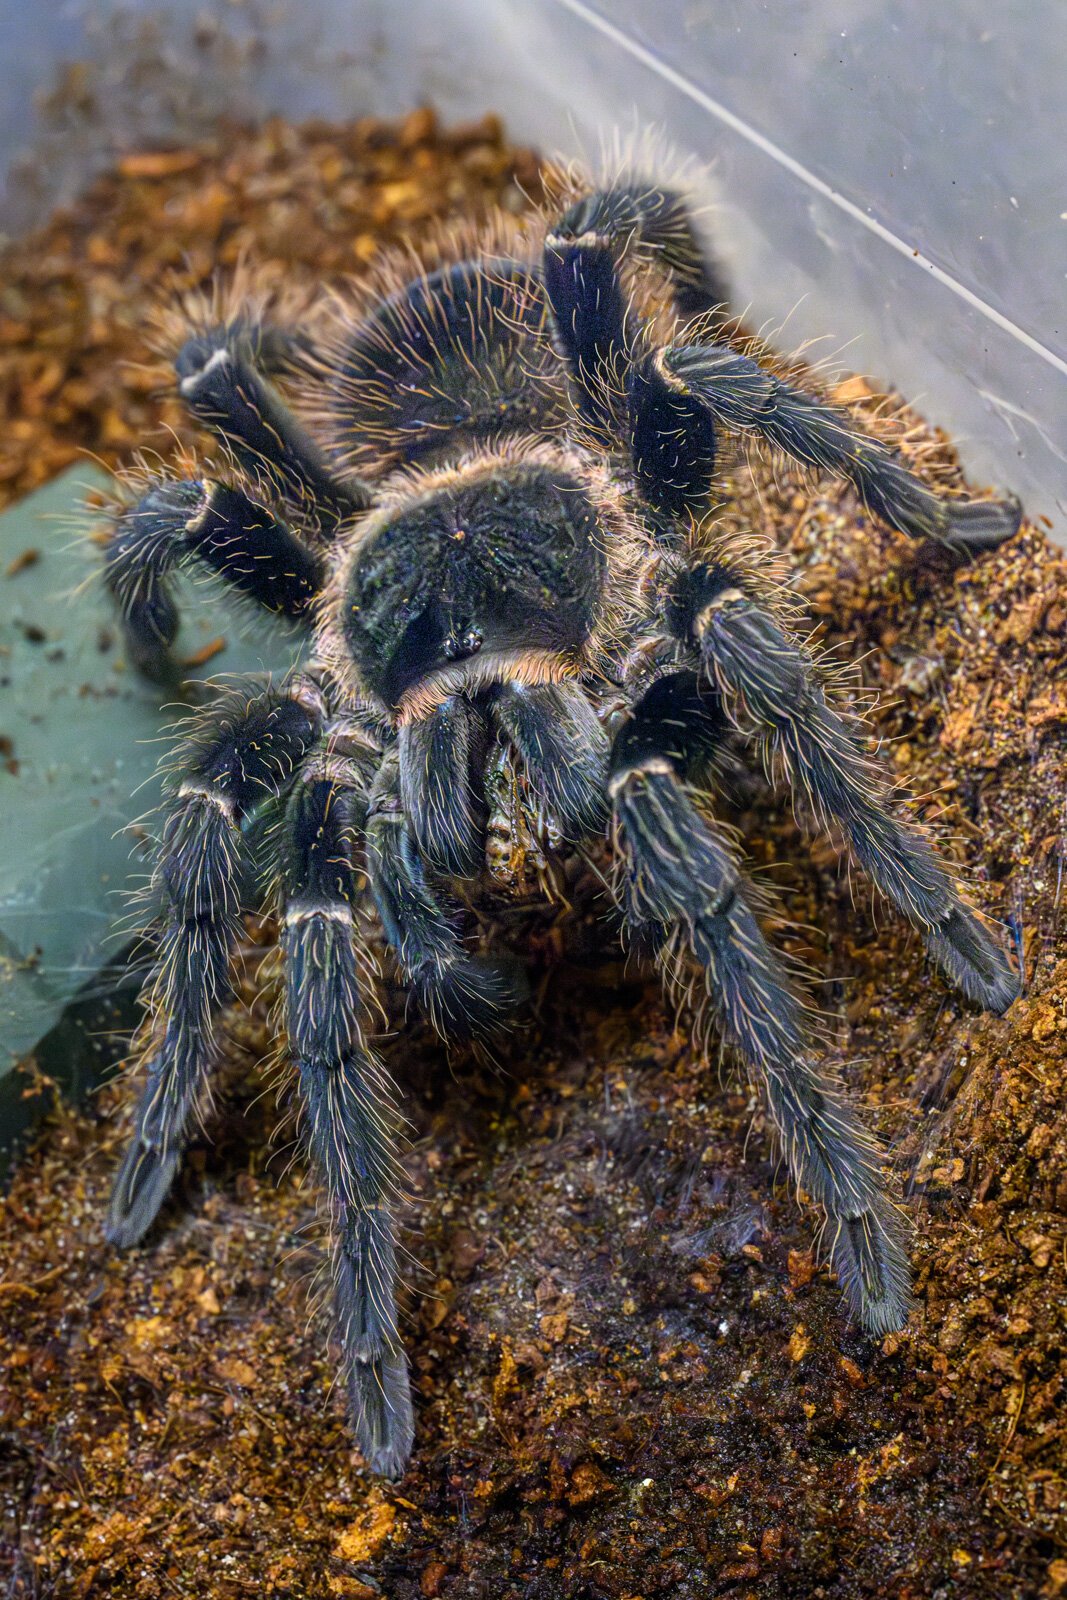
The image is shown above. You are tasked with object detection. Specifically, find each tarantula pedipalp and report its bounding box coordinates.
[101,160,1022,1478]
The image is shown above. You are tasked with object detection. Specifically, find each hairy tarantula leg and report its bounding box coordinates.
[367,751,524,1041]
[397,695,490,879]
[104,477,324,682]
[491,681,609,842]
[544,176,729,442]
[191,317,319,381]
[654,344,1022,547]
[609,731,910,1334]
[609,669,730,959]
[626,350,719,521]
[280,758,414,1478]
[175,326,371,530]
[552,179,729,323]
[108,684,322,1248]
[542,217,631,438]
[689,580,1019,1012]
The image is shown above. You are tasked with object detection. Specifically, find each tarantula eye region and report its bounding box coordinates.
[441,624,483,660]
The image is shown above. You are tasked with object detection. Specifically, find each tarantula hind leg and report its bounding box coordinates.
[280,757,414,1477]
[107,682,322,1246]
[103,476,325,682]
[174,318,371,530]
[647,342,1022,548]
[684,572,1019,1013]
[609,699,910,1333]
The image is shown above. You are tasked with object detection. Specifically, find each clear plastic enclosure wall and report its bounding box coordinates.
[1,0,1063,530]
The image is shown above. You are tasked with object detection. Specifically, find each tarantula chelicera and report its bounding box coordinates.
[101,159,1021,1477]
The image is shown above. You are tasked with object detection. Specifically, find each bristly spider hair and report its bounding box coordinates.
[99,146,1022,1478]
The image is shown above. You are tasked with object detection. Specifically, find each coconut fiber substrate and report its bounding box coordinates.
[0,111,1064,1600]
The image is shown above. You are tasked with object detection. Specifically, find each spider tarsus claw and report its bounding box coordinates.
[125,641,183,688]
[925,908,1021,1015]
[833,1210,912,1337]
[938,491,1023,551]
[467,950,530,1017]
[860,1288,914,1339]
[106,1141,183,1248]
[989,970,1024,1016]
[348,1353,415,1480]
[414,952,529,1043]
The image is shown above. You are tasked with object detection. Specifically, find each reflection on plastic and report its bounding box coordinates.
[0,1,1061,527]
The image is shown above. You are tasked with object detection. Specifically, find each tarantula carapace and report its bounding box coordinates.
[102,161,1021,1477]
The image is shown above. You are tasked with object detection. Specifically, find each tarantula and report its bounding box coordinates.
[101,159,1021,1477]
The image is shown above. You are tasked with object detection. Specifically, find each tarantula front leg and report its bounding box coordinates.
[550,178,728,323]
[279,752,414,1476]
[640,343,1022,547]
[543,176,727,436]
[668,564,1019,1012]
[369,684,606,1039]
[175,318,371,530]
[104,476,325,681]
[394,684,609,885]
[366,747,523,1041]
[609,677,910,1332]
[107,681,323,1245]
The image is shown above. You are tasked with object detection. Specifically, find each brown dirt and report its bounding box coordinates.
[1,113,1064,1600]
